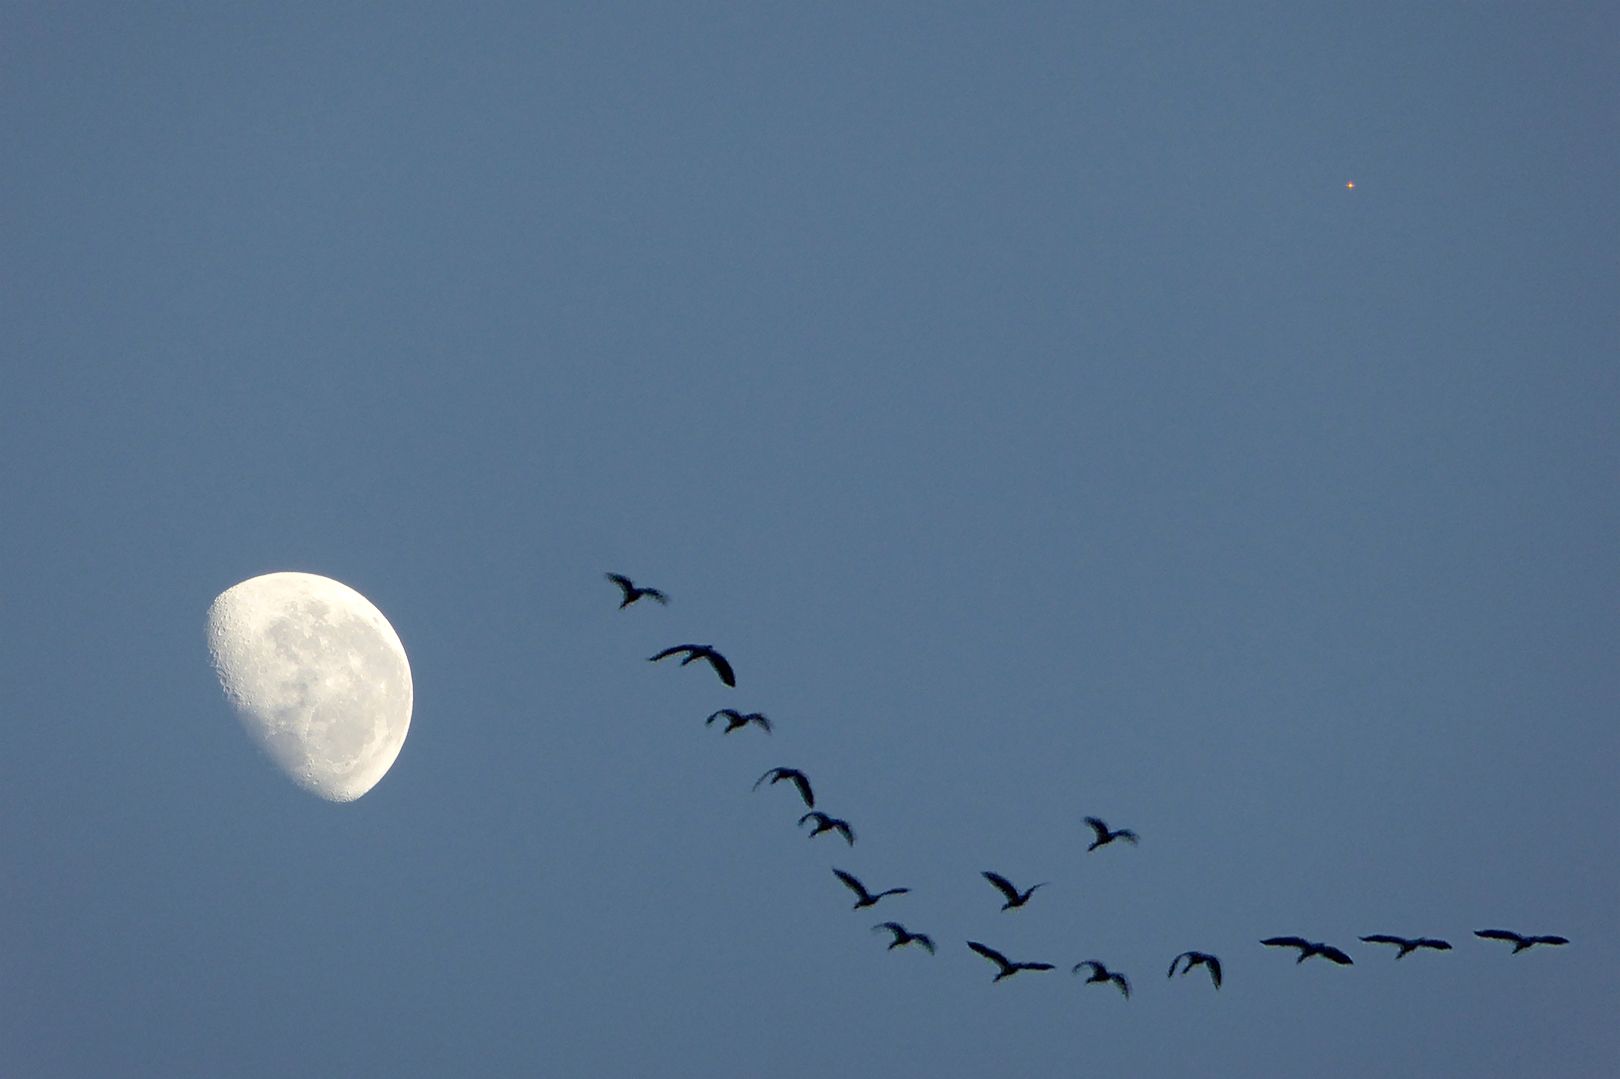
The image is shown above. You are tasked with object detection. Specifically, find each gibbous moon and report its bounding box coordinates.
[206,572,412,802]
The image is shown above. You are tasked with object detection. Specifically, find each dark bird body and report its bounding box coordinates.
[1073,960,1131,999]
[1360,934,1453,959]
[1168,951,1223,988]
[982,870,1047,910]
[799,810,855,845]
[1084,816,1139,852]
[705,708,771,734]
[833,869,909,910]
[648,644,736,687]
[1475,929,1569,953]
[873,922,935,954]
[605,573,669,608]
[754,767,814,809]
[1261,937,1354,965]
[967,941,1055,982]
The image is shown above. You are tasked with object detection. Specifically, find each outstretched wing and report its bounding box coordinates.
[1083,817,1110,842]
[873,886,911,900]
[649,644,695,662]
[1261,936,1311,952]
[1112,973,1131,999]
[1317,946,1354,965]
[605,572,635,599]
[967,940,1011,969]
[1016,962,1056,972]
[1475,929,1524,944]
[1115,829,1140,844]
[1072,961,1103,977]
[913,933,936,955]
[1359,934,1408,947]
[642,587,670,605]
[981,871,1019,903]
[1417,938,1453,951]
[787,771,814,808]
[746,712,773,733]
[1204,955,1222,988]
[701,649,736,687]
[1168,953,1191,978]
[707,709,741,727]
[753,768,782,791]
[799,810,828,829]
[1528,935,1569,946]
[832,869,869,902]
[832,819,856,846]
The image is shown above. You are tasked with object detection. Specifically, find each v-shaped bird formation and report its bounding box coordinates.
[610,570,1569,1000]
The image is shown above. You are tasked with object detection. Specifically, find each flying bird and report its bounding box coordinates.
[605,573,668,608]
[754,767,814,809]
[705,708,771,734]
[1168,951,1222,988]
[799,811,856,846]
[1359,934,1453,959]
[1261,937,1354,965]
[1083,816,1139,851]
[966,941,1056,982]
[873,922,935,954]
[1474,929,1569,953]
[1072,960,1131,999]
[832,868,909,910]
[648,644,736,687]
[982,870,1048,910]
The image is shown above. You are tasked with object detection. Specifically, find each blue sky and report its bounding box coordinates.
[3,4,1616,1076]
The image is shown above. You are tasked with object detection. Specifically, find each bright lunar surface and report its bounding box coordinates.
[206,572,412,802]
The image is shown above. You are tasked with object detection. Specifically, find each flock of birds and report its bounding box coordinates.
[610,571,1570,998]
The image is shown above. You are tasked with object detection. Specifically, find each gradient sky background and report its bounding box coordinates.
[3,4,1616,1076]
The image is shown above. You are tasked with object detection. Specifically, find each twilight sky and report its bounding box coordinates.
[2,4,1616,1076]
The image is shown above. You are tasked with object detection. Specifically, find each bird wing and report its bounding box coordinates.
[1318,946,1354,965]
[1017,962,1056,972]
[788,771,814,808]
[1072,961,1102,976]
[833,819,856,845]
[1205,956,1222,987]
[832,869,869,902]
[707,709,739,726]
[1261,937,1311,951]
[873,887,910,900]
[914,934,936,954]
[701,649,736,686]
[748,713,772,733]
[1168,953,1191,978]
[799,811,827,828]
[753,768,782,791]
[1475,929,1524,943]
[1113,974,1130,998]
[982,871,1019,903]
[1359,935,1408,947]
[967,941,1012,969]
[649,645,695,662]
[643,587,669,604]
[1418,939,1453,950]
[605,572,635,597]
[1529,935,1569,946]
[1116,830,1140,844]
[1083,817,1109,842]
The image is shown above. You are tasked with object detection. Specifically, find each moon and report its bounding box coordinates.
[206,572,412,802]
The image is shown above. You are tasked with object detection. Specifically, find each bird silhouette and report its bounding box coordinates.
[967,941,1055,982]
[1084,816,1139,851]
[648,644,736,687]
[1359,934,1453,959]
[1072,960,1131,999]
[605,573,668,608]
[982,870,1048,910]
[799,811,855,846]
[753,767,815,809]
[832,868,909,910]
[1261,937,1354,965]
[873,922,935,954]
[1474,929,1569,953]
[1168,951,1222,988]
[705,708,771,734]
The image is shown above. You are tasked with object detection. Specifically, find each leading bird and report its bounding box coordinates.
[605,573,669,608]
